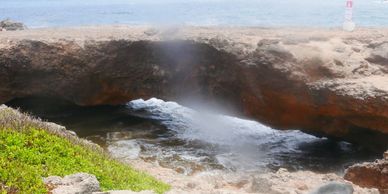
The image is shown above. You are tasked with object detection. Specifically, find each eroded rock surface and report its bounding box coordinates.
[0,26,387,146]
[0,19,26,31]
[129,159,379,194]
[309,182,354,194]
[344,151,388,193]
[44,173,100,194]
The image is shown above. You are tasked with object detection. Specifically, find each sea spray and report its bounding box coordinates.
[126,98,325,172]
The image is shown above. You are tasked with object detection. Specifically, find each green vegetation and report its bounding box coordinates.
[0,106,170,194]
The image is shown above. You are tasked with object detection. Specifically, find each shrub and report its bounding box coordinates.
[0,106,170,194]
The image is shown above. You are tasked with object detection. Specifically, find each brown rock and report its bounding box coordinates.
[295,182,308,190]
[344,152,388,193]
[0,27,388,147]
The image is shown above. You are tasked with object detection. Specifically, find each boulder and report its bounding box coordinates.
[309,182,354,194]
[344,151,388,193]
[0,19,26,31]
[44,173,101,194]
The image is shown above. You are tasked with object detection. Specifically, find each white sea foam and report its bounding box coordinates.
[128,98,317,146]
[107,140,141,160]
[126,98,325,171]
[91,97,367,173]
[129,98,273,144]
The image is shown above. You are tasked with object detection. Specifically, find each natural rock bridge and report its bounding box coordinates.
[1,26,387,147]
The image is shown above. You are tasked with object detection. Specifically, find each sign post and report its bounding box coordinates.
[343,0,356,31]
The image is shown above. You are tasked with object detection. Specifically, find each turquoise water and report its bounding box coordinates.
[1,0,388,28]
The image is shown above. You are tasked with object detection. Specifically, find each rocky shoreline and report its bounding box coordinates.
[1,26,388,148]
[129,158,382,194]
[1,26,388,193]
[0,105,382,194]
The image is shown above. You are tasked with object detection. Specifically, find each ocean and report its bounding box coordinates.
[1,0,388,28]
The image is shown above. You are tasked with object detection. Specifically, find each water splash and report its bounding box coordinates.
[128,98,316,146]
[127,98,328,172]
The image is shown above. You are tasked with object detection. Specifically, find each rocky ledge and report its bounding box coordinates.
[0,26,387,147]
[345,151,388,193]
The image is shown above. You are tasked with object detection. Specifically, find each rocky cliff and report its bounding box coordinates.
[0,26,387,147]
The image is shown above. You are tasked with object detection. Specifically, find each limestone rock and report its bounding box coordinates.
[309,182,354,194]
[1,27,388,147]
[344,152,388,193]
[0,19,26,31]
[249,177,274,193]
[44,176,63,185]
[44,173,100,194]
[366,42,388,66]
[144,28,159,36]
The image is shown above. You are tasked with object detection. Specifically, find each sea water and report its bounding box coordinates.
[1,0,388,28]
[7,97,381,175]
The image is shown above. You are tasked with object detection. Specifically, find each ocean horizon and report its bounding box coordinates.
[1,0,388,28]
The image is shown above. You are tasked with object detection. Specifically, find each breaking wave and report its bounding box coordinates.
[127,98,317,147]
[125,98,343,172]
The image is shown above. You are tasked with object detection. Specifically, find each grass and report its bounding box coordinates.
[0,106,170,194]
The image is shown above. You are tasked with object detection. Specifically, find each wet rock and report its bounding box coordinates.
[344,151,388,193]
[44,173,100,194]
[309,182,354,194]
[0,19,26,31]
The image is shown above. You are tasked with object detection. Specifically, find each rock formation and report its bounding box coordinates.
[44,173,100,194]
[0,26,387,147]
[129,160,379,194]
[309,182,354,194]
[344,151,388,193]
[0,19,27,31]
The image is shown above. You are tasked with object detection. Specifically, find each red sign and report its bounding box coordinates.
[346,0,353,8]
